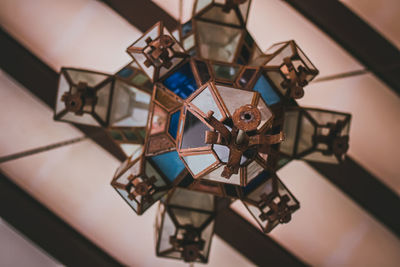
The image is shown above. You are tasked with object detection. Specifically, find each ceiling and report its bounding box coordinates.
[0,0,399,266]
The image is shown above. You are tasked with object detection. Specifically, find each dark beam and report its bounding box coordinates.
[215,199,308,266]
[101,0,178,32]
[307,157,400,236]
[284,0,400,95]
[0,172,122,266]
[0,28,126,162]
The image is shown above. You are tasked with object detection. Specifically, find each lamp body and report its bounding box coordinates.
[281,107,351,163]
[252,40,319,100]
[111,149,187,215]
[155,188,216,263]
[242,172,300,233]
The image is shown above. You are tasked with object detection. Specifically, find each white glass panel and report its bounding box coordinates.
[183,34,195,50]
[216,85,254,116]
[159,211,175,252]
[66,69,108,87]
[116,188,138,211]
[171,208,210,228]
[120,144,142,158]
[191,86,223,120]
[132,53,155,80]
[201,165,241,185]
[195,0,212,13]
[183,153,217,175]
[60,112,99,126]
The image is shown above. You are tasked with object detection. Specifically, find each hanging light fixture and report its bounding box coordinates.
[53,0,351,263]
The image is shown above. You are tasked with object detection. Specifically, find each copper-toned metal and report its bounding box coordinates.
[232,104,261,131]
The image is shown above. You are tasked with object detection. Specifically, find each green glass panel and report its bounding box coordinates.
[131,72,149,87]
[212,64,239,81]
[123,130,138,141]
[110,130,123,141]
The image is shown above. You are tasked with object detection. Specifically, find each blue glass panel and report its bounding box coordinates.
[242,171,269,195]
[182,20,193,38]
[168,110,181,139]
[253,75,280,105]
[151,151,185,182]
[163,62,197,99]
[117,67,133,78]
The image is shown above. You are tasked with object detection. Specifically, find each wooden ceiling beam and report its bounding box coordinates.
[0,172,122,266]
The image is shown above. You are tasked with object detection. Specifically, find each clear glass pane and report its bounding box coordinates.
[94,81,112,123]
[201,5,240,26]
[196,21,242,63]
[110,80,151,127]
[238,0,251,23]
[183,153,217,176]
[171,208,211,228]
[297,114,315,154]
[169,188,214,211]
[158,211,176,253]
[200,221,214,259]
[281,110,299,156]
[66,69,109,87]
[307,109,349,128]
[116,188,138,212]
